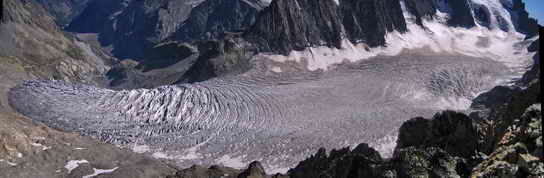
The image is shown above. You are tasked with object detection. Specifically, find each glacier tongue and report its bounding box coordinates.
[10,53,513,173]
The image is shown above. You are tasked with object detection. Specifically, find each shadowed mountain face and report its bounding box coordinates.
[66,0,266,60]
[66,0,192,60]
[244,0,407,54]
[34,0,92,26]
[172,0,267,42]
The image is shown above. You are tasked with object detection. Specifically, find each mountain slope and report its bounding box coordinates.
[34,0,92,26]
[0,0,113,111]
[67,0,267,61]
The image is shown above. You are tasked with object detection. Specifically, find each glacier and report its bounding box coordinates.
[8,0,539,173]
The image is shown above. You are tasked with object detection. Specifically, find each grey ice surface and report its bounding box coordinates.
[9,54,511,172]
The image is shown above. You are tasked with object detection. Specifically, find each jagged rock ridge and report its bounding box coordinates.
[66,0,266,60]
[244,0,408,54]
[173,0,267,42]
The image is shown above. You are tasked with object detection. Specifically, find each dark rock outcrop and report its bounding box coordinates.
[167,165,241,178]
[244,0,407,54]
[472,3,492,28]
[137,42,197,72]
[65,0,130,35]
[244,0,344,54]
[34,0,92,26]
[340,0,407,46]
[67,0,265,61]
[288,144,394,178]
[519,38,540,86]
[396,111,480,158]
[178,37,254,83]
[393,147,467,178]
[67,0,193,60]
[403,0,436,26]
[471,104,543,177]
[510,0,540,38]
[446,0,477,28]
[173,0,266,42]
[0,0,4,22]
[104,42,200,89]
[238,161,268,178]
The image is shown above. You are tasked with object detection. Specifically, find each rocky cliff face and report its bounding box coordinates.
[0,0,4,23]
[403,0,437,26]
[34,0,91,26]
[244,0,407,54]
[173,0,266,42]
[243,0,539,56]
[66,0,266,61]
[510,0,540,37]
[66,0,190,60]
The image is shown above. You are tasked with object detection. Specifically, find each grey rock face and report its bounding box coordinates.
[66,0,265,61]
[396,111,480,158]
[404,0,437,26]
[509,0,540,38]
[340,0,408,46]
[288,144,393,178]
[0,0,4,22]
[34,0,92,26]
[67,0,194,60]
[245,0,407,54]
[445,0,476,28]
[173,0,266,42]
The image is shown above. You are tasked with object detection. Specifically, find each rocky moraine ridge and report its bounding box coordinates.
[1,0,542,177]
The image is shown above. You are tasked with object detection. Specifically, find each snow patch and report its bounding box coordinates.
[0,159,18,166]
[259,19,533,74]
[435,97,473,110]
[65,160,89,173]
[31,143,51,151]
[266,166,291,175]
[177,145,203,160]
[82,167,119,178]
[152,152,172,159]
[215,155,247,169]
[131,144,151,154]
[369,134,398,158]
[271,66,282,73]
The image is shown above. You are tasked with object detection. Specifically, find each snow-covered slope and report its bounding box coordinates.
[260,0,538,72]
